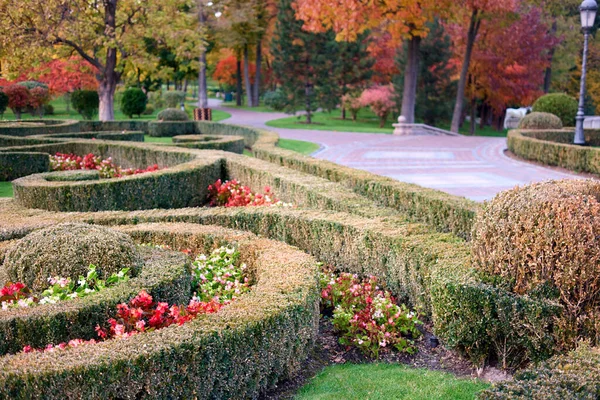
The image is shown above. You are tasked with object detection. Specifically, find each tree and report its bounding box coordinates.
[271,0,338,123]
[0,0,202,121]
[360,85,396,128]
[121,88,148,118]
[448,0,519,133]
[4,85,30,120]
[448,5,556,132]
[213,55,256,88]
[26,58,98,96]
[294,0,437,123]
[394,19,456,126]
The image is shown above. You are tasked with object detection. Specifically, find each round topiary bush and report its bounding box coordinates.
[472,179,600,346]
[518,112,563,130]
[121,87,147,118]
[71,90,99,120]
[0,90,8,117]
[263,90,287,111]
[163,91,186,108]
[157,108,189,121]
[3,223,143,291]
[532,93,578,127]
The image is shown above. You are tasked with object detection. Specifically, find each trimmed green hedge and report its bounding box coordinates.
[148,121,199,137]
[0,120,79,137]
[0,246,191,355]
[0,223,319,399]
[0,152,49,180]
[508,129,600,175]
[479,345,600,399]
[78,120,149,134]
[37,131,145,142]
[172,134,245,154]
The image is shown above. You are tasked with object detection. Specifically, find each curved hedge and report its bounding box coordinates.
[0,152,49,180]
[0,120,80,137]
[508,129,600,175]
[172,134,245,154]
[0,223,319,399]
[0,245,191,355]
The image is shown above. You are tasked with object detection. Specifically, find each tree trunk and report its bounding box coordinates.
[342,82,347,120]
[197,3,208,108]
[400,36,421,124]
[305,56,312,124]
[236,56,242,106]
[451,9,481,133]
[243,44,254,107]
[98,0,119,121]
[98,75,117,121]
[470,97,476,135]
[543,20,558,93]
[253,40,262,106]
[479,102,487,129]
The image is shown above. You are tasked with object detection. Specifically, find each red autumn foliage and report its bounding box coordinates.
[212,56,256,87]
[23,58,98,96]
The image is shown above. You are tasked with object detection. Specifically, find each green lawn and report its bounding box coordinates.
[296,364,489,400]
[264,107,508,137]
[0,181,13,198]
[277,138,320,155]
[221,102,275,113]
[266,108,395,134]
[144,136,173,144]
[1,97,231,122]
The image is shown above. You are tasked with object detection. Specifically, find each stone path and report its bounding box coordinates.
[212,100,583,201]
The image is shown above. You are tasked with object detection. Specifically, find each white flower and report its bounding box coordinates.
[225,247,235,255]
[1,302,8,311]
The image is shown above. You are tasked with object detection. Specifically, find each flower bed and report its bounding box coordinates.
[0,223,319,399]
[50,152,160,178]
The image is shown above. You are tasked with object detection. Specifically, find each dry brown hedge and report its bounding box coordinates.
[472,179,600,348]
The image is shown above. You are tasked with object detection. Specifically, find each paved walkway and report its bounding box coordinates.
[212,100,582,201]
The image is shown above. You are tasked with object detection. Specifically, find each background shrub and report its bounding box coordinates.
[71,90,99,120]
[120,88,147,118]
[44,104,55,115]
[263,90,287,111]
[17,81,48,91]
[518,112,563,130]
[532,93,578,127]
[163,91,186,108]
[157,108,189,121]
[479,345,600,399]
[472,179,600,348]
[147,91,165,109]
[4,84,30,120]
[29,87,51,117]
[3,223,143,291]
[143,105,155,115]
[0,90,8,117]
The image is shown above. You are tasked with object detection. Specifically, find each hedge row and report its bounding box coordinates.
[508,129,600,175]
[172,134,245,154]
[36,130,145,142]
[0,246,191,355]
[0,223,319,399]
[25,206,558,369]
[0,120,80,137]
[0,152,49,180]
[479,345,600,399]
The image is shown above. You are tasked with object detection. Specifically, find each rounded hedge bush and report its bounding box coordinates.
[71,90,99,120]
[3,223,143,291]
[263,90,287,111]
[157,107,189,121]
[0,90,8,116]
[163,91,186,108]
[518,112,563,130]
[472,179,600,346]
[120,87,147,118]
[532,93,578,127]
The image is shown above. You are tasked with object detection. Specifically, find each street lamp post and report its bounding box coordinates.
[575,0,598,145]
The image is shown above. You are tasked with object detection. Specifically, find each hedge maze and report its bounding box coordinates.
[0,119,598,398]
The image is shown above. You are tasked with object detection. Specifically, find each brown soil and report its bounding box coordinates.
[261,318,506,400]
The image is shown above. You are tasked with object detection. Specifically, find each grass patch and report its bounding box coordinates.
[435,122,508,137]
[221,102,275,113]
[266,108,395,134]
[277,138,320,155]
[1,97,231,123]
[297,364,489,400]
[0,181,13,198]
[144,136,173,144]
[243,149,254,157]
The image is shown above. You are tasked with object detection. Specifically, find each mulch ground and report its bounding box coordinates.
[261,317,505,399]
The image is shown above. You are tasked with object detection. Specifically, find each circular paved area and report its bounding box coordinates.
[212,100,582,202]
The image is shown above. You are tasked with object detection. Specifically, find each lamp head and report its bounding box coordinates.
[580,0,598,30]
